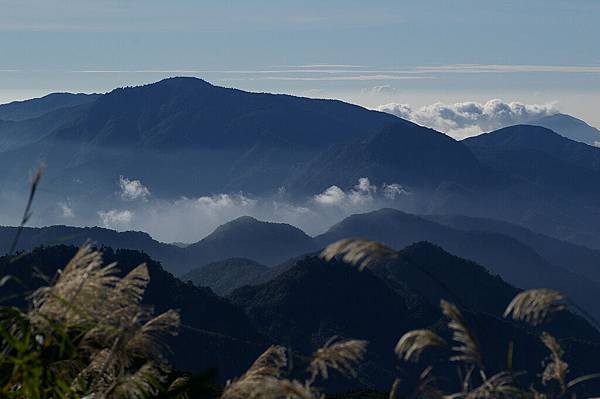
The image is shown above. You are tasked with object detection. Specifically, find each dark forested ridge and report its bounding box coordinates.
[3,207,600,320]
[4,243,599,391]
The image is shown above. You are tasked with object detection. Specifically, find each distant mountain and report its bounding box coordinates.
[426,213,600,283]
[230,248,600,390]
[316,208,600,321]
[5,205,600,309]
[0,216,318,276]
[0,92,100,122]
[182,216,318,274]
[286,122,489,195]
[2,79,600,249]
[181,257,272,295]
[0,77,397,200]
[463,125,600,248]
[531,113,600,147]
[0,224,184,269]
[0,245,267,377]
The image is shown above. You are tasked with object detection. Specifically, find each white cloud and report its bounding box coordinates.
[58,202,74,218]
[361,85,396,95]
[313,177,405,208]
[378,99,559,139]
[348,177,376,205]
[314,185,346,205]
[119,176,151,201]
[98,209,134,230]
[383,183,408,200]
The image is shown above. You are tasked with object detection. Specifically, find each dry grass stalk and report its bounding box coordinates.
[308,338,368,381]
[540,332,568,393]
[321,239,398,270]
[244,345,288,380]
[108,361,166,399]
[221,345,289,399]
[22,244,180,398]
[464,371,519,399]
[413,366,446,399]
[222,375,320,399]
[503,289,566,326]
[388,378,401,399]
[32,244,119,329]
[395,329,446,362]
[222,338,368,399]
[440,300,483,369]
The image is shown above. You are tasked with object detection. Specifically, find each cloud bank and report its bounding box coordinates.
[378,99,559,139]
[93,178,410,243]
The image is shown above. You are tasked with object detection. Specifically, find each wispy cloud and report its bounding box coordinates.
[269,64,369,69]
[221,75,433,82]
[68,64,600,79]
[413,64,600,74]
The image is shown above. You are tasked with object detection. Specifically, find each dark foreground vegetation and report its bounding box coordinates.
[2,238,600,398]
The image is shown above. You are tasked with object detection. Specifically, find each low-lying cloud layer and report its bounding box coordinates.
[378,99,559,139]
[92,177,410,243]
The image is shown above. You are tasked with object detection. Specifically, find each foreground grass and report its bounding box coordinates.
[2,239,600,398]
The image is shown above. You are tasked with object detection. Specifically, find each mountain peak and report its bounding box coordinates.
[530,113,600,146]
[182,216,317,270]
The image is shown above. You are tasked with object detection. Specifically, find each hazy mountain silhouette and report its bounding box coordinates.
[0,224,183,268]
[464,125,600,248]
[182,216,318,274]
[0,92,100,122]
[2,79,600,249]
[426,213,600,283]
[0,77,397,199]
[0,217,317,276]
[316,208,600,321]
[286,122,489,194]
[4,205,600,314]
[531,113,600,147]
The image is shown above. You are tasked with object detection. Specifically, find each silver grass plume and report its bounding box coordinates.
[464,371,520,399]
[503,289,566,326]
[440,300,483,369]
[321,239,398,270]
[31,244,119,329]
[540,332,568,393]
[221,345,325,399]
[308,338,368,381]
[395,329,446,362]
[27,245,180,398]
[412,367,445,399]
[108,361,167,399]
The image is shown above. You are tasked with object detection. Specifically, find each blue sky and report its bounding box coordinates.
[1,0,600,129]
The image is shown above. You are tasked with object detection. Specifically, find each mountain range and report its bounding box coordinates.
[2,77,600,249]
[3,207,600,322]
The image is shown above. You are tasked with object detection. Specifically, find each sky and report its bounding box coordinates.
[1,0,600,131]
